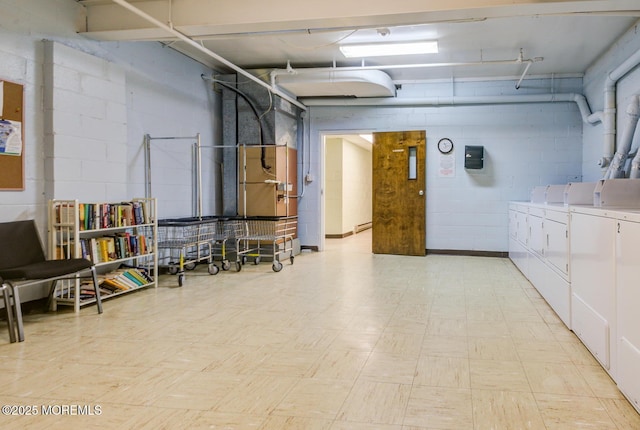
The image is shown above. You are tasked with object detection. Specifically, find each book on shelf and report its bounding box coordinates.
[98,267,153,293]
[74,199,152,231]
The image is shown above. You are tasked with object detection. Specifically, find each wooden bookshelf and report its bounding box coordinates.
[48,198,158,312]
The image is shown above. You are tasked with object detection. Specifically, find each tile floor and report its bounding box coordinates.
[0,230,639,429]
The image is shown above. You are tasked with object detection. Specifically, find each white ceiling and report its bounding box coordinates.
[77,0,640,89]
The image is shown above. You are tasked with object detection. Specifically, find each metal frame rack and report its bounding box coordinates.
[235,216,297,272]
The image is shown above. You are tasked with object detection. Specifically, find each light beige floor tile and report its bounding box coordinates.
[599,398,640,429]
[535,393,618,429]
[97,366,191,406]
[391,303,431,324]
[576,364,625,400]
[425,318,467,337]
[469,359,530,392]
[465,307,504,322]
[523,361,594,396]
[560,338,602,366]
[514,339,572,363]
[507,321,556,341]
[466,319,510,337]
[271,378,353,418]
[330,421,401,430]
[152,371,246,410]
[373,331,424,357]
[188,411,265,429]
[414,355,470,389]
[306,349,370,381]
[329,330,380,351]
[421,335,469,358]
[213,374,299,415]
[259,416,333,429]
[43,365,147,402]
[254,349,323,377]
[403,386,473,429]
[336,380,411,425]
[360,352,418,384]
[472,389,545,430]
[287,328,340,351]
[468,337,519,361]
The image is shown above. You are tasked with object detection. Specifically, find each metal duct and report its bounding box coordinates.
[603,95,640,179]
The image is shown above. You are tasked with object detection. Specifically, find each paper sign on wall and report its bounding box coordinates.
[438,153,455,177]
[0,119,22,156]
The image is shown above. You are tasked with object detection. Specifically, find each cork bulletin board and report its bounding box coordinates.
[0,79,25,190]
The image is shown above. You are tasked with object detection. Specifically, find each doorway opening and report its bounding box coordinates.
[321,133,374,250]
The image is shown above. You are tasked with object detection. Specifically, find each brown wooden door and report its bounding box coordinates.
[372,130,426,256]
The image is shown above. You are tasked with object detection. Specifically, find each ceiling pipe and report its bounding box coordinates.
[302,92,599,123]
[597,46,640,169]
[606,94,640,178]
[270,56,544,87]
[110,0,306,111]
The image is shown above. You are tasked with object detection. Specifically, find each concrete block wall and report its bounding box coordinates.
[44,41,128,202]
[298,77,584,252]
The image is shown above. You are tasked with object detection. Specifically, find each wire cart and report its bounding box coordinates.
[235,216,297,272]
[209,217,245,271]
[157,217,219,286]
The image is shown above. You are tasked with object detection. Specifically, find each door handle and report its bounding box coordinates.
[419,190,424,196]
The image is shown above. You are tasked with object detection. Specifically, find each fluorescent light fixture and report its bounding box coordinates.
[340,41,438,58]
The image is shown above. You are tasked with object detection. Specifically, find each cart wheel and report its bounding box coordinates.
[290,255,295,265]
[221,260,231,271]
[272,261,283,272]
[235,261,242,272]
[208,264,219,275]
[185,262,196,271]
[254,256,261,265]
[178,274,185,287]
[168,264,179,275]
[241,256,248,265]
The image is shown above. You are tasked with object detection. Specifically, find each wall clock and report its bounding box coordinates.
[437,138,454,154]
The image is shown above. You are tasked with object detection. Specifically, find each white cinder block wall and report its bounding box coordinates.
[299,78,584,252]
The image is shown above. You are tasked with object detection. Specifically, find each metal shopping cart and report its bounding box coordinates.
[235,216,297,272]
[209,217,245,271]
[157,217,219,286]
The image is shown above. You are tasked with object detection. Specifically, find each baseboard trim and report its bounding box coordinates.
[326,232,353,239]
[427,249,508,258]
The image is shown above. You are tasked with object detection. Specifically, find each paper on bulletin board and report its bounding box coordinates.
[0,119,22,156]
[438,153,455,177]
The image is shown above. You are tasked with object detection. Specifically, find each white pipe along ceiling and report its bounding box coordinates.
[110,0,307,111]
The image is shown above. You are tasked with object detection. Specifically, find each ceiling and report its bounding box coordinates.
[76,0,640,96]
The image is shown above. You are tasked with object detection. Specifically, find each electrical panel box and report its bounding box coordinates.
[464,145,484,169]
